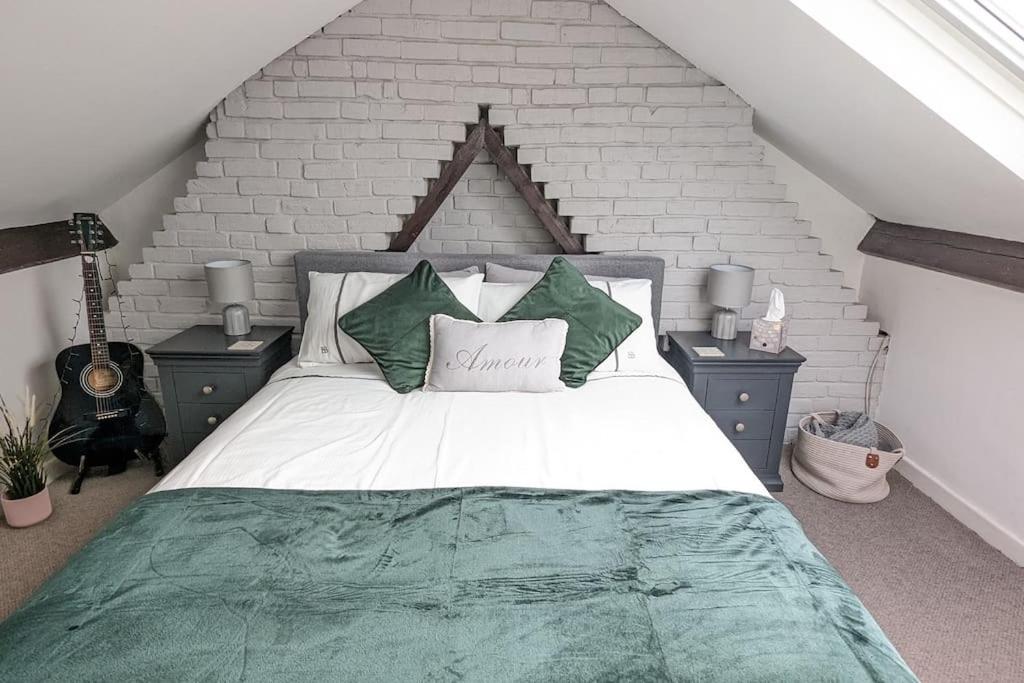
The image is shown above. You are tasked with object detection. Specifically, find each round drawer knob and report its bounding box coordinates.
[202,385,215,395]
[734,422,746,433]
[206,416,218,426]
[738,392,750,403]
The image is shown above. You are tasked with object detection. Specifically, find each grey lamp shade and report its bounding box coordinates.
[205,260,255,304]
[706,264,754,309]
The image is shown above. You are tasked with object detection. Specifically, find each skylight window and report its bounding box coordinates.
[926,0,1024,80]
[979,1,1024,37]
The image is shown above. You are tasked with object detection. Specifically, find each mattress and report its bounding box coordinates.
[154,356,769,497]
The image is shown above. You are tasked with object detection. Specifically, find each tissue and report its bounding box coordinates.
[764,288,785,322]
[750,288,789,354]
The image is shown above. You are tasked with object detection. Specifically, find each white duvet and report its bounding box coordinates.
[154,356,769,498]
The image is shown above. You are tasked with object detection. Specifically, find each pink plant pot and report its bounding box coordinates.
[1,487,53,528]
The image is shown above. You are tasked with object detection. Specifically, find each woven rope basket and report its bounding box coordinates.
[792,411,905,503]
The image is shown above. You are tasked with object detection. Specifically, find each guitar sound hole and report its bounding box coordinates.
[79,362,124,398]
[87,368,119,393]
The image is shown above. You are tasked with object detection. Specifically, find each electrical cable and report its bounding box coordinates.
[864,333,890,415]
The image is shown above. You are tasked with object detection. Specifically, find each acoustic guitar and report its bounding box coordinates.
[48,213,166,493]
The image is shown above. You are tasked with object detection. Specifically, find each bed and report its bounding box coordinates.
[0,252,916,681]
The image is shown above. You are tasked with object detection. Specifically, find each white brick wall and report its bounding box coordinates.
[109,0,885,439]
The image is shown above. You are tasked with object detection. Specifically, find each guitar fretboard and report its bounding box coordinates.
[81,254,109,368]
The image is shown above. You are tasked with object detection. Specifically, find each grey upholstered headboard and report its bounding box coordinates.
[293,251,665,330]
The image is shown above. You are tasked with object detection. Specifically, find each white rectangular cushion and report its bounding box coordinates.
[483,262,659,373]
[424,314,568,393]
[298,268,483,366]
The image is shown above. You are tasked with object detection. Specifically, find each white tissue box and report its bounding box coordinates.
[750,317,789,354]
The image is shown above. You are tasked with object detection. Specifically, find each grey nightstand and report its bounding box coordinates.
[663,331,805,492]
[147,325,293,466]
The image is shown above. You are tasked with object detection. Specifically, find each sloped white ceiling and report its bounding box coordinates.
[609,0,1024,240]
[0,0,358,228]
[3,0,1022,241]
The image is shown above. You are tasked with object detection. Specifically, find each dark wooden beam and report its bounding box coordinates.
[859,220,1024,293]
[0,220,81,275]
[388,119,486,252]
[481,124,584,255]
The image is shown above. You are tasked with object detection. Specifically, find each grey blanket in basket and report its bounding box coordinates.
[807,411,879,448]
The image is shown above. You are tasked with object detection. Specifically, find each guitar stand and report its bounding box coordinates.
[69,455,88,496]
[68,448,165,496]
[143,448,166,478]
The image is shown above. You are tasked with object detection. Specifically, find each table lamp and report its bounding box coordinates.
[205,259,255,336]
[707,264,754,340]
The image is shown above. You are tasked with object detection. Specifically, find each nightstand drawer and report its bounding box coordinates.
[178,403,240,435]
[708,409,774,440]
[732,439,771,470]
[706,377,779,411]
[173,371,248,404]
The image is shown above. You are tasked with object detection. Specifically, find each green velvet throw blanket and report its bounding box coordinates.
[0,488,916,682]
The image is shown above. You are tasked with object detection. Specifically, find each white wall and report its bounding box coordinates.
[102,141,205,269]
[106,0,887,442]
[760,137,872,290]
[0,259,88,418]
[861,257,1024,565]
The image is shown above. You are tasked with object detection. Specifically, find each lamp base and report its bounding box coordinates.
[222,304,251,336]
[710,308,738,340]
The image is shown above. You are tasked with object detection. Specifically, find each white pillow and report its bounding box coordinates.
[484,263,659,372]
[590,279,658,372]
[477,282,533,322]
[298,268,483,367]
[485,261,625,284]
[424,314,567,393]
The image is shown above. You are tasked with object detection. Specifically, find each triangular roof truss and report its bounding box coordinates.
[388,107,585,254]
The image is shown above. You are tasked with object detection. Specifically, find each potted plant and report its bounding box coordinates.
[0,392,79,528]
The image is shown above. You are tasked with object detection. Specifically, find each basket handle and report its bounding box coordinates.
[809,412,831,428]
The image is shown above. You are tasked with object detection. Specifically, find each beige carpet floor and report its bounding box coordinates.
[775,456,1024,682]
[0,462,156,620]
[2,458,1022,682]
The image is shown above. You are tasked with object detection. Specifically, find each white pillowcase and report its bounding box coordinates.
[424,314,567,393]
[590,278,658,372]
[298,268,483,367]
[485,261,624,284]
[477,282,533,323]
[484,262,659,372]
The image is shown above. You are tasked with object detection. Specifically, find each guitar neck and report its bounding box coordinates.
[81,253,109,367]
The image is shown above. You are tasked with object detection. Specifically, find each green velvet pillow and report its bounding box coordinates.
[498,257,641,388]
[339,261,480,393]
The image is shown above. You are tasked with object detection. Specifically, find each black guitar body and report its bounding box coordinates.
[49,342,166,489]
